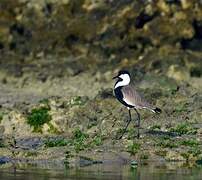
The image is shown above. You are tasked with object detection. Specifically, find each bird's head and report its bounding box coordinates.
[113,70,131,88]
[113,70,131,80]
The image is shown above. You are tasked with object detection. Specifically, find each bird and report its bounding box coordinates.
[113,70,161,139]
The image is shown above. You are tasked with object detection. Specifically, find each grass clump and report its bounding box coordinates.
[169,123,197,135]
[127,142,141,155]
[44,129,104,153]
[27,107,51,132]
[68,96,89,107]
[0,111,5,123]
[149,124,161,131]
[0,114,3,123]
[39,98,49,105]
[91,135,103,146]
[44,138,69,148]
[70,130,104,152]
[71,128,89,153]
[188,148,201,157]
[45,129,104,153]
[174,103,187,113]
[127,128,137,140]
[180,139,199,147]
[0,140,5,148]
[156,137,178,148]
[181,147,202,161]
[140,153,149,160]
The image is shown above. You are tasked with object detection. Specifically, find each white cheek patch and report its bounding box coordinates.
[119,74,129,80]
[114,74,130,88]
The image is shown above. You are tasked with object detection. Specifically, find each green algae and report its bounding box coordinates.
[180,139,199,147]
[156,137,178,149]
[0,111,7,123]
[169,123,197,135]
[90,135,103,146]
[44,138,69,148]
[149,124,161,131]
[127,142,141,155]
[27,107,52,132]
[68,96,89,107]
[69,128,89,153]
[0,113,3,123]
[0,140,5,148]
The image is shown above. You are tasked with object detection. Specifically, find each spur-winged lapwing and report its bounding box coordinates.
[113,70,161,139]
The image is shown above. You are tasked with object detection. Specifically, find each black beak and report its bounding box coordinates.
[113,75,119,79]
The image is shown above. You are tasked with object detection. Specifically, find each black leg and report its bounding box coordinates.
[134,108,140,138]
[119,109,131,139]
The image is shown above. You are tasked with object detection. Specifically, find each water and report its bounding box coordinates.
[0,162,202,180]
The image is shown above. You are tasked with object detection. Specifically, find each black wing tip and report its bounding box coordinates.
[154,107,162,114]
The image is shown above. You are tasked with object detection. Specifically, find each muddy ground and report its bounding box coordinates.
[0,0,202,167]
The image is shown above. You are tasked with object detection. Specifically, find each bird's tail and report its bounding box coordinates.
[153,107,162,114]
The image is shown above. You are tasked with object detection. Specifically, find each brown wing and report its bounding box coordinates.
[122,85,153,109]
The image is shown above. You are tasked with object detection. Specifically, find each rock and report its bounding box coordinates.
[0,156,11,164]
[181,0,192,9]
[16,137,43,149]
[78,156,102,167]
[167,65,190,81]
[0,111,32,137]
[165,151,185,161]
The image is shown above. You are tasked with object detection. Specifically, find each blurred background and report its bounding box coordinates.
[0,0,202,105]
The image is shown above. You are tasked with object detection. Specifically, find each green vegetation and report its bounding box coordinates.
[70,129,103,152]
[180,152,190,161]
[71,128,89,152]
[0,111,5,123]
[174,103,187,113]
[0,113,2,121]
[158,76,178,95]
[127,142,141,155]
[149,124,161,131]
[116,127,136,139]
[127,128,137,139]
[188,148,201,157]
[27,107,52,132]
[180,139,199,147]
[140,153,149,160]
[190,67,202,77]
[68,96,89,107]
[44,138,69,148]
[156,137,178,148]
[169,123,197,135]
[45,129,89,152]
[39,98,49,105]
[91,135,103,146]
[0,140,5,148]
[181,147,201,161]
[43,128,103,152]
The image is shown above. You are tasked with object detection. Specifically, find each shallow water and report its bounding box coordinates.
[0,162,202,180]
